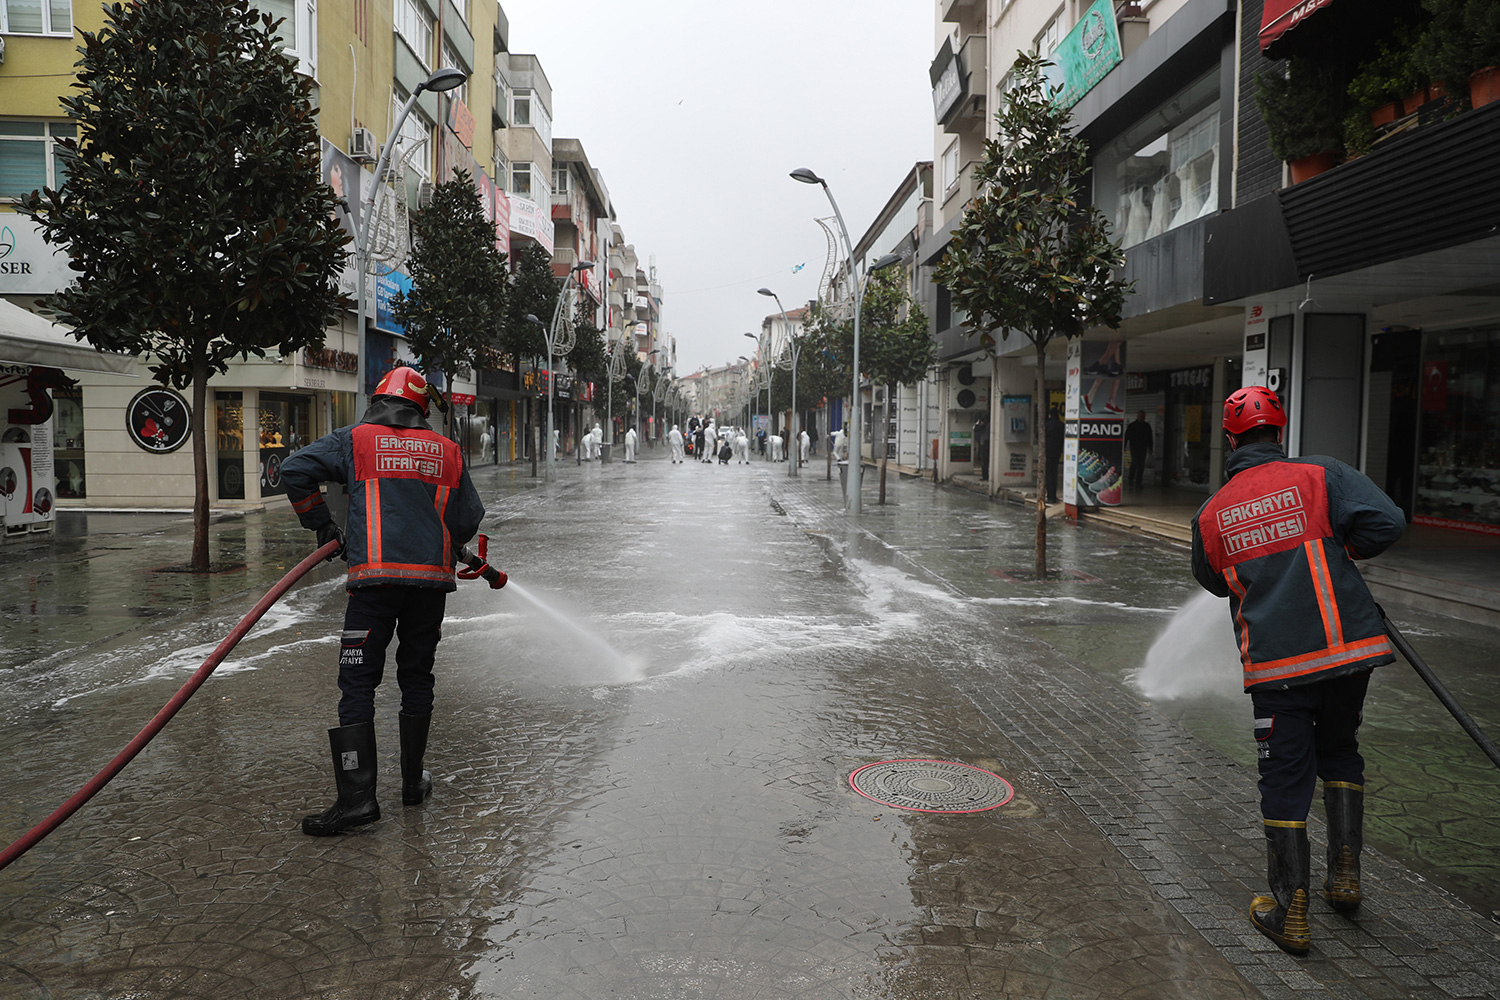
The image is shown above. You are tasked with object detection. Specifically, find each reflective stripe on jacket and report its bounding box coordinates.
[1191,442,1405,691]
[281,403,485,591]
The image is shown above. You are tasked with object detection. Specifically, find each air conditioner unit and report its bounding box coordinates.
[956,363,977,386]
[871,386,887,405]
[416,181,434,210]
[949,378,990,411]
[348,127,377,164]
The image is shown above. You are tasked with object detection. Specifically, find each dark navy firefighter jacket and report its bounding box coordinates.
[281,398,485,591]
[1191,442,1406,692]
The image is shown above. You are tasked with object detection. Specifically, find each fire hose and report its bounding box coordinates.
[0,535,505,873]
[1380,606,1500,772]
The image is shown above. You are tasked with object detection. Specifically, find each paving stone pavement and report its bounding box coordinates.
[0,452,1496,999]
[768,463,1500,1000]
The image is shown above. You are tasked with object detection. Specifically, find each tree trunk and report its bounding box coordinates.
[190,351,211,572]
[1035,340,1048,581]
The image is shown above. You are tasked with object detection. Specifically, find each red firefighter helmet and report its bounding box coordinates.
[374,366,431,415]
[1222,385,1286,435]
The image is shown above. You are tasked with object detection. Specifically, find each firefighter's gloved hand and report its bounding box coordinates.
[315,522,346,562]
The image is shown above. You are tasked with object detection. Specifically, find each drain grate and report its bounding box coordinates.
[849,759,1014,813]
[769,499,787,516]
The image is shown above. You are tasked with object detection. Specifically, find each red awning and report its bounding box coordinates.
[1259,0,1339,52]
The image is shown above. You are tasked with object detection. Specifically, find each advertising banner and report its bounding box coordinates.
[375,270,413,336]
[1046,0,1124,109]
[1074,340,1126,506]
[0,365,59,532]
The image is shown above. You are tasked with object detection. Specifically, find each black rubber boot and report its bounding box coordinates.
[302,721,380,836]
[1250,820,1312,954]
[399,711,433,806]
[1322,782,1364,914]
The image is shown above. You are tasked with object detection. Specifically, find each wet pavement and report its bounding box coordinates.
[2,448,1499,998]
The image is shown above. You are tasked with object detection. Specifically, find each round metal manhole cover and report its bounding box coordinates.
[849,759,1014,814]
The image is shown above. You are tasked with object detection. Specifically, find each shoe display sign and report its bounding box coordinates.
[1067,340,1127,507]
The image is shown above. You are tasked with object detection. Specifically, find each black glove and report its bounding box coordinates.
[315,521,346,562]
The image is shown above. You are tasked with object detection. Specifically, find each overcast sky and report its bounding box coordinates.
[503,1,936,378]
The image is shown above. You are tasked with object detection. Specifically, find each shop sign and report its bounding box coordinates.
[509,196,555,255]
[303,347,358,373]
[1069,340,1126,507]
[930,38,964,123]
[949,429,972,464]
[447,96,476,150]
[1047,0,1123,110]
[450,392,476,406]
[0,218,71,294]
[1170,366,1213,389]
[375,270,412,336]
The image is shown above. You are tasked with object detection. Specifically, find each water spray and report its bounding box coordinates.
[1380,605,1500,772]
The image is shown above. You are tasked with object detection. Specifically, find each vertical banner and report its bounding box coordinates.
[1063,340,1082,511]
[1075,340,1126,506]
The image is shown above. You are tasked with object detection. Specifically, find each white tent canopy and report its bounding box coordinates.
[0,298,136,375]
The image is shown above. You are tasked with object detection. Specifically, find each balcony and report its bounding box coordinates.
[939,0,980,24]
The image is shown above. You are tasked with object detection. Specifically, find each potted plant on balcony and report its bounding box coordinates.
[1256,57,1347,182]
[1344,32,1426,155]
[1418,0,1500,108]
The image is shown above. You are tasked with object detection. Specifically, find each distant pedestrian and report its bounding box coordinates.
[1044,407,1064,503]
[624,426,638,463]
[798,429,810,466]
[1191,385,1404,955]
[693,424,705,460]
[1125,411,1153,490]
[973,414,990,481]
[668,424,685,463]
[757,427,767,456]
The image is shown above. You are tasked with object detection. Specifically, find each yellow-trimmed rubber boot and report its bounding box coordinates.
[1250,819,1312,955]
[1322,782,1363,914]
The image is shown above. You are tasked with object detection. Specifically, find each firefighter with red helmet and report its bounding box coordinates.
[281,366,486,836]
[1191,384,1405,954]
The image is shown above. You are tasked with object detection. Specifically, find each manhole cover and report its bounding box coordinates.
[849,759,1014,813]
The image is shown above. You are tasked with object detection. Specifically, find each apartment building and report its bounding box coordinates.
[925,0,1246,503]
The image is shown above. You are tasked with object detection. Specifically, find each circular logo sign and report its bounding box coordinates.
[125,386,191,454]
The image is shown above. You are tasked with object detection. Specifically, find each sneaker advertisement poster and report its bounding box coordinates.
[1070,340,1126,508]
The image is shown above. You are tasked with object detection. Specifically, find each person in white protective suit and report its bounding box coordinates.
[734,431,751,463]
[668,424,685,463]
[624,426,638,463]
[768,434,784,462]
[702,421,718,464]
[832,427,848,461]
[798,429,810,466]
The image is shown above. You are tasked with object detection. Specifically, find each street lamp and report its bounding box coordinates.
[354,67,467,414]
[758,287,803,479]
[792,166,906,512]
[543,260,593,480]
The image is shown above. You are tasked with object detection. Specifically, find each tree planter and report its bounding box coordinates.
[1402,86,1431,115]
[1472,67,1500,109]
[1289,151,1339,183]
[1371,102,1401,127]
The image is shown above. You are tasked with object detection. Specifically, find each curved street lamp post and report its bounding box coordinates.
[790,167,901,512]
[354,68,467,415]
[758,288,802,478]
[542,260,593,480]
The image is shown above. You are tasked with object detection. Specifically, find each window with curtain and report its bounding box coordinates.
[1,0,71,35]
[394,0,433,67]
[0,122,75,201]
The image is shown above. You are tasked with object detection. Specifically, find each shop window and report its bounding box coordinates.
[53,385,85,499]
[258,392,311,497]
[217,391,245,500]
[1094,69,1220,249]
[1416,328,1500,529]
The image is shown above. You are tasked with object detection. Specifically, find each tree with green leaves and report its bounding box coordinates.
[20,0,348,571]
[392,169,509,438]
[501,241,562,368]
[932,51,1131,578]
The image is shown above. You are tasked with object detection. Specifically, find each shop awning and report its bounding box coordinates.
[1259,0,1339,52]
[0,299,136,374]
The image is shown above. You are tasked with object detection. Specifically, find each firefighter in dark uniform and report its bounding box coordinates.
[1191,385,1405,954]
[282,366,486,836]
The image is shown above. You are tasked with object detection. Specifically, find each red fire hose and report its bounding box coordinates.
[0,540,341,872]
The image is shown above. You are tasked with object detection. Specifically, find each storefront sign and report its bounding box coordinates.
[1069,340,1126,506]
[949,429,972,464]
[0,218,72,294]
[930,38,964,123]
[375,270,412,336]
[508,196,555,255]
[1048,0,1123,109]
[447,96,476,150]
[450,392,476,406]
[303,347,358,373]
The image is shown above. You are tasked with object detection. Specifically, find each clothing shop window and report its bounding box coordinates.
[1093,68,1219,250]
[0,121,75,201]
[1416,327,1500,529]
[53,385,85,499]
[1,0,70,35]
